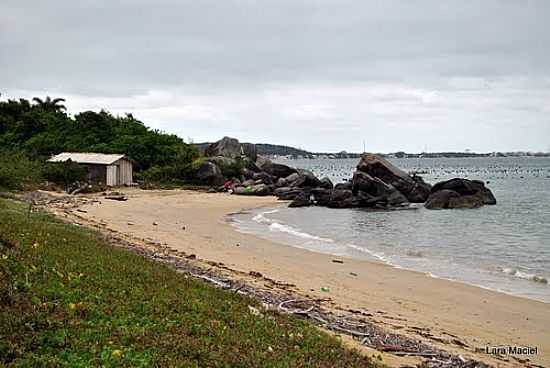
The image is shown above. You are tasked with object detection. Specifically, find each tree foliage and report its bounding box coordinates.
[0,96,199,188]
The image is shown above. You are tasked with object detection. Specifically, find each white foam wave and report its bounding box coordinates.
[268,222,334,242]
[344,243,394,264]
[252,209,280,224]
[499,267,548,284]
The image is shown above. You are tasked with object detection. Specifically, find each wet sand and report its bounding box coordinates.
[67,189,549,367]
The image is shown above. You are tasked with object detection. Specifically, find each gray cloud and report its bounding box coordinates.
[1,0,549,152]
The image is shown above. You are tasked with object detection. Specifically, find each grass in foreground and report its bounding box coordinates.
[0,199,381,367]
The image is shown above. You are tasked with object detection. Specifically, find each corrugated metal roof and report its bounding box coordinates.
[47,152,127,165]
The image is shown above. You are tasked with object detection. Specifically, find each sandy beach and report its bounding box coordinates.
[56,189,549,367]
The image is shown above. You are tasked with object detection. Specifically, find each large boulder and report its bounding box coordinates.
[352,171,408,206]
[204,137,242,159]
[408,176,433,203]
[205,136,257,161]
[334,181,353,191]
[310,188,333,206]
[430,178,496,205]
[252,171,274,185]
[273,186,302,200]
[291,169,322,188]
[251,183,270,196]
[326,189,370,208]
[356,154,431,202]
[255,155,299,179]
[425,189,485,209]
[289,190,313,207]
[285,173,300,183]
[241,143,258,162]
[196,162,225,187]
[241,168,255,180]
[266,163,298,179]
[319,177,334,190]
[255,155,272,171]
[275,177,288,188]
[351,171,376,194]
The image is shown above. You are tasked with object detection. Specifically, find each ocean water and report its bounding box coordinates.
[231,157,550,303]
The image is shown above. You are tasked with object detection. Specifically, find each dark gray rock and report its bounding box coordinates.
[251,183,270,196]
[241,167,255,180]
[252,171,273,184]
[255,155,272,171]
[275,177,287,188]
[430,178,496,205]
[425,189,479,209]
[327,189,355,208]
[319,177,334,189]
[196,162,225,187]
[205,137,242,159]
[356,154,431,202]
[289,190,313,207]
[241,143,258,162]
[273,187,303,200]
[310,188,335,206]
[269,163,298,179]
[285,173,300,183]
[334,181,352,191]
[351,171,376,194]
[408,176,433,203]
[291,169,322,188]
[205,136,257,161]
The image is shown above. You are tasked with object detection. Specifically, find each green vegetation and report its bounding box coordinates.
[0,199,379,367]
[0,97,199,190]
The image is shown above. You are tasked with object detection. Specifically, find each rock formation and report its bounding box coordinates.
[197,140,496,211]
[425,178,496,209]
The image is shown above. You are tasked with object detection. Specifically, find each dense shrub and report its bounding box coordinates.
[0,150,43,191]
[42,161,87,190]
[0,97,199,188]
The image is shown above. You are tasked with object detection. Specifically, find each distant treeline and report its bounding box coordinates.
[196,141,550,159]
[0,96,199,190]
[194,142,317,158]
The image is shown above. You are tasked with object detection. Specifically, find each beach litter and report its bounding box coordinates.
[320,287,330,292]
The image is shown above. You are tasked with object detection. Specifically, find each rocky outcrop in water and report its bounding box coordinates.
[198,141,496,211]
[356,154,432,203]
[425,178,496,209]
[279,153,432,209]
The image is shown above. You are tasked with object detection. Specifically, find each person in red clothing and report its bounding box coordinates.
[224,179,234,193]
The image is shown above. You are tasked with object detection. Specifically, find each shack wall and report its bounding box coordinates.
[116,158,133,185]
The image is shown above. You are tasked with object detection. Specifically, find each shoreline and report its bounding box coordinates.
[228,206,550,305]
[44,188,550,367]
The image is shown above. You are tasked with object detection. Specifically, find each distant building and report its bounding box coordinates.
[48,152,133,187]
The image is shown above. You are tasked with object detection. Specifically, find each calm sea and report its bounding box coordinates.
[231,157,550,303]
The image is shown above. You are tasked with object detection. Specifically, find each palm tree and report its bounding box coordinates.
[32,96,66,112]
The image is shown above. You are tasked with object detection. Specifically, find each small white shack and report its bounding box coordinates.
[48,152,133,187]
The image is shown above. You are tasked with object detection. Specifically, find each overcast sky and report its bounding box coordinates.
[1,1,549,153]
